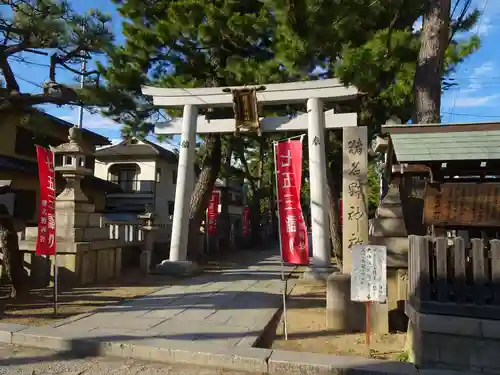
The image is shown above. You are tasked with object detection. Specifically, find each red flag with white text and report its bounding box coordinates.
[207,190,220,235]
[275,140,309,265]
[36,146,56,256]
[242,207,250,236]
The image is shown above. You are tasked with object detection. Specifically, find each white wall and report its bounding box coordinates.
[94,159,157,181]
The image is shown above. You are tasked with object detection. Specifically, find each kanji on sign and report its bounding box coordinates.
[348,181,362,199]
[286,214,297,233]
[347,137,363,155]
[350,245,387,303]
[282,172,294,188]
[275,140,309,265]
[36,146,56,256]
[280,150,292,167]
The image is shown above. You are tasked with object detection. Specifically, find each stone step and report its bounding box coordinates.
[371,218,407,237]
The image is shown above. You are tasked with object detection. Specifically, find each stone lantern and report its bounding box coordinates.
[44,126,122,286]
[51,126,93,208]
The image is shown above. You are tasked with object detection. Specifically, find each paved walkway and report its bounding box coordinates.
[14,248,296,349]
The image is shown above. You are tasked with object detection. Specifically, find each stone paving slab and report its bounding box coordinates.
[0,326,427,375]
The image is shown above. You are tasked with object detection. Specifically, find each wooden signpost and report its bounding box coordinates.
[350,244,387,349]
[424,182,500,227]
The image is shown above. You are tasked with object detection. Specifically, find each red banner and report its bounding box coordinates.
[275,140,309,265]
[242,207,250,236]
[36,146,56,256]
[207,190,220,235]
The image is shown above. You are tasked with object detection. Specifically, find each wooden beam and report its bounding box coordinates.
[155,110,357,135]
[143,79,359,108]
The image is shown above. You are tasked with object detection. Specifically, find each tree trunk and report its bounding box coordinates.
[249,137,266,245]
[326,162,342,264]
[186,134,222,263]
[270,158,278,238]
[218,136,233,253]
[324,132,343,265]
[0,209,27,298]
[249,191,261,246]
[407,0,451,360]
[413,0,451,123]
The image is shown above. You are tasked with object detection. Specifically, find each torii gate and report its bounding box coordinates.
[142,79,368,277]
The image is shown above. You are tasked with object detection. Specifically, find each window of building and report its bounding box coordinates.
[168,201,175,215]
[156,167,161,183]
[108,163,141,192]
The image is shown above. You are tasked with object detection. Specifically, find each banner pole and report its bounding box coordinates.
[205,209,210,256]
[273,141,288,340]
[53,253,58,315]
[52,152,58,316]
[269,133,306,144]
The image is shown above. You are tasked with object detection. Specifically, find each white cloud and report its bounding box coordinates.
[460,61,494,93]
[58,109,122,130]
[412,18,422,33]
[476,15,493,36]
[455,94,500,107]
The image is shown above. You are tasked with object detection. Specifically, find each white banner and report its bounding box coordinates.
[350,244,387,303]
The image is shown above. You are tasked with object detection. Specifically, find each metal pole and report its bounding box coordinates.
[52,152,58,315]
[274,141,288,340]
[53,253,58,315]
[78,26,87,129]
[206,209,210,256]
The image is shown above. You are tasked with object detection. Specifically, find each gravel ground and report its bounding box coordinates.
[0,344,253,375]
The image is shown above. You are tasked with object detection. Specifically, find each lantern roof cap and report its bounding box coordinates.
[51,127,93,155]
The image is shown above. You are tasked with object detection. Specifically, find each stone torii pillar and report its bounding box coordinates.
[142,79,359,276]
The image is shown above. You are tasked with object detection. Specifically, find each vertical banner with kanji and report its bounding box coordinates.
[242,207,250,236]
[275,140,309,265]
[207,190,220,235]
[36,146,56,256]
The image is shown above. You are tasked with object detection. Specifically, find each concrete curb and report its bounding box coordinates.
[0,322,423,375]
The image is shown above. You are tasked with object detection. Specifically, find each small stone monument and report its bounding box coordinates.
[138,204,157,274]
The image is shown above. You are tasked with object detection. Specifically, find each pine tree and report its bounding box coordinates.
[0,0,113,297]
[104,0,293,260]
[268,0,480,264]
[0,0,113,111]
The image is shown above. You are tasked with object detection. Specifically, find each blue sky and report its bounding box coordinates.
[8,0,500,145]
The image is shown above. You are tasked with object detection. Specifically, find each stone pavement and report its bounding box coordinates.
[0,343,255,375]
[44,249,295,348]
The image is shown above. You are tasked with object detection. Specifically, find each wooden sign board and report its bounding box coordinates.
[350,245,387,303]
[232,89,260,129]
[424,182,500,227]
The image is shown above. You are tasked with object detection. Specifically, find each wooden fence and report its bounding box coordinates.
[104,219,144,245]
[408,235,500,319]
